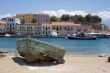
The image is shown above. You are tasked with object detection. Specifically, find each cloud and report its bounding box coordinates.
[93,10,110,26]
[96,10,110,20]
[42,9,87,17]
[0,14,12,19]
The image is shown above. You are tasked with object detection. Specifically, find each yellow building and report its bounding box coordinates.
[0,21,6,35]
[16,14,35,24]
[16,13,49,24]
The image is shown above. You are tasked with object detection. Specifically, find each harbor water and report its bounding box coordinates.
[0,38,110,55]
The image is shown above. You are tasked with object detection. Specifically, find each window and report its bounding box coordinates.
[60,27,61,30]
[53,27,55,30]
[64,27,66,30]
[13,24,14,26]
[43,31,45,33]
[43,27,45,29]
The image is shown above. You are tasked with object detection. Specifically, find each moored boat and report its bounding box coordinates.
[68,36,97,40]
[68,32,97,40]
[88,33,110,38]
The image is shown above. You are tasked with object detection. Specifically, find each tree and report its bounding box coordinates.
[92,15,102,23]
[61,14,70,21]
[49,16,58,22]
[85,14,93,24]
[70,15,85,24]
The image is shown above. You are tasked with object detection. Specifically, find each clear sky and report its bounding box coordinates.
[0,0,110,25]
[0,0,109,14]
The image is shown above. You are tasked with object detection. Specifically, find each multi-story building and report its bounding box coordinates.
[16,13,49,24]
[15,22,81,37]
[50,22,81,36]
[16,14,36,24]
[36,14,49,23]
[15,23,52,37]
[0,21,6,36]
[1,17,20,34]
[41,24,52,36]
[15,23,42,37]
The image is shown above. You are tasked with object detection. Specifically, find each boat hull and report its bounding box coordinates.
[68,36,97,40]
[16,37,65,63]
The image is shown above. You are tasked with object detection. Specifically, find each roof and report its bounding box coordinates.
[0,21,6,24]
[36,13,49,16]
[51,22,81,26]
[16,13,49,16]
[2,16,16,19]
[5,16,16,18]
[42,22,81,27]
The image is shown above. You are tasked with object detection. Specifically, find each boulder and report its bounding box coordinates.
[108,57,110,62]
[98,54,106,57]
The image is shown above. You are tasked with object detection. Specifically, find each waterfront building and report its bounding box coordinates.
[15,23,42,37]
[0,21,6,36]
[41,24,52,37]
[16,13,49,24]
[15,22,81,37]
[50,22,81,36]
[1,17,21,35]
[79,25,93,33]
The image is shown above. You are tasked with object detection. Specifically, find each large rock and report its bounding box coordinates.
[98,54,106,57]
[108,57,110,62]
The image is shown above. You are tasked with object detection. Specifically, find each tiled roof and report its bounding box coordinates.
[36,13,49,16]
[0,21,6,24]
[6,16,16,18]
[42,22,81,27]
[51,22,81,26]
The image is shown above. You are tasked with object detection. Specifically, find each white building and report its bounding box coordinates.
[50,22,81,36]
[41,24,52,37]
[15,22,81,37]
[15,23,52,37]
[15,23,42,37]
[1,17,21,34]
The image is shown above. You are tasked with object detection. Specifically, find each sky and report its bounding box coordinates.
[0,0,110,25]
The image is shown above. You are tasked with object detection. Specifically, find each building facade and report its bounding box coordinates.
[50,22,81,36]
[15,22,81,37]
[36,14,49,23]
[15,24,42,37]
[15,23,52,37]
[41,24,52,37]
[16,14,35,24]
[0,21,6,36]
[1,17,20,34]
[16,13,49,24]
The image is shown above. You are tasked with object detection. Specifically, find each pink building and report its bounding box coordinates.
[35,13,49,23]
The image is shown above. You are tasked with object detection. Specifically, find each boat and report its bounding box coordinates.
[68,36,97,40]
[16,36,66,63]
[88,33,110,38]
[68,33,97,40]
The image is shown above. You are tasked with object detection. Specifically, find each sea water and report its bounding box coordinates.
[0,38,110,55]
